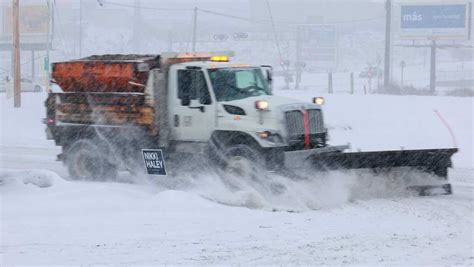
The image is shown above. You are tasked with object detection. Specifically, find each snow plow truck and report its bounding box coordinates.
[44,51,457,196]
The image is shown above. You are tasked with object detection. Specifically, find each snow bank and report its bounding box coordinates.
[193,171,356,211]
[0,91,52,148]
[1,168,472,265]
[0,169,64,189]
[134,166,447,212]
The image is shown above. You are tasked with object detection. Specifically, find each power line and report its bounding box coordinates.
[0,53,47,77]
[185,8,195,52]
[53,0,73,58]
[265,0,284,70]
[199,8,384,26]
[13,0,20,107]
[198,8,258,23]
[101,0,192,11]
[97,1,384,26]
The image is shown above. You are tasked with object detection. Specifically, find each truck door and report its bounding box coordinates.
[169,67,215,142]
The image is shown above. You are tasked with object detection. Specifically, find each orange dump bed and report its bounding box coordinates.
[52,54,160,93]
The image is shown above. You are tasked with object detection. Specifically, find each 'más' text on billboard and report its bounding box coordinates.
[399,3,470,40]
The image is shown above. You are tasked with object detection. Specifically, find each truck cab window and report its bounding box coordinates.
[178,69,212,106]
[236,70,263,89]
[208,68,270,102]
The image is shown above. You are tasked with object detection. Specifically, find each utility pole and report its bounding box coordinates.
[376,53,382,89]
[192,7,197,53]
[79,0,82,57]
[350,72,354,94]
[383,0,391,91]
[46,0,51,80]
[265,0,288,88]
[295,26,302,89]
[12,0,20,107]
[328,72,333,94]
[31,50,34,80]
[429,40,436,93]
[400,60,405,89]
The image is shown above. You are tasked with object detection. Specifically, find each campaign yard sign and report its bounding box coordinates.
[142,149,167,175]
[399,3,470,40]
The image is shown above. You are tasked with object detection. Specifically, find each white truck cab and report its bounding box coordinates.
[165,57,324,148]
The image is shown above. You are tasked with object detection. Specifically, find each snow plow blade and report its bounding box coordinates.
[309,148,458,196]
[406,184,452,196]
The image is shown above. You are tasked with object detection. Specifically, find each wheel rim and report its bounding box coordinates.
[225,156,259,177]
[74,151,100,178]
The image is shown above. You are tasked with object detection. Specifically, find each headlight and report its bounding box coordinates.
[257,131,270,139]
[255,100,269,110]
[313,97,325,105]
[257,131,283,144]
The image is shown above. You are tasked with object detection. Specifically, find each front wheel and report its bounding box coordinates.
[65,139,117,181]
[223,144,264,178]
[221,144,287,195]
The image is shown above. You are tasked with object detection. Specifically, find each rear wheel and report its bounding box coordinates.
[65,139,117,180]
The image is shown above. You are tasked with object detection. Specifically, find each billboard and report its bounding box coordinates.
[399,3,470,40]
[1,5,51,49]
[297,24,337,67]
[3,6,49,35]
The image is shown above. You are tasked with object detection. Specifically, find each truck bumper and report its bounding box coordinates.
[284,145,349,169]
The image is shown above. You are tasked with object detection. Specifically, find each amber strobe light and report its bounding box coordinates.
[210,55,229,62]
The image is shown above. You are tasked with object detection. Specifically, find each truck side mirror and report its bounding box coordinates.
[181,95,190,106]
[260,65,273,85]
[260,65,273,94]
[198,83,212,105]
[200,92,211,105]
[266,69,273,83]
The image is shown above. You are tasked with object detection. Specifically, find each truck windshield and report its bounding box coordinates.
[208,68,270,102]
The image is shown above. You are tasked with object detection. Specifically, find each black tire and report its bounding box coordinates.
[65,139,118,181]
[222,144,288,195]
[34,86,42,92]
[223,144,264,177]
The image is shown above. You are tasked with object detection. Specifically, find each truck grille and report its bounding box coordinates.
[307,109,325,133]
[285,109,324,140]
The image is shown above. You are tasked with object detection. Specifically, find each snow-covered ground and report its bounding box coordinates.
[1,91,473,265]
